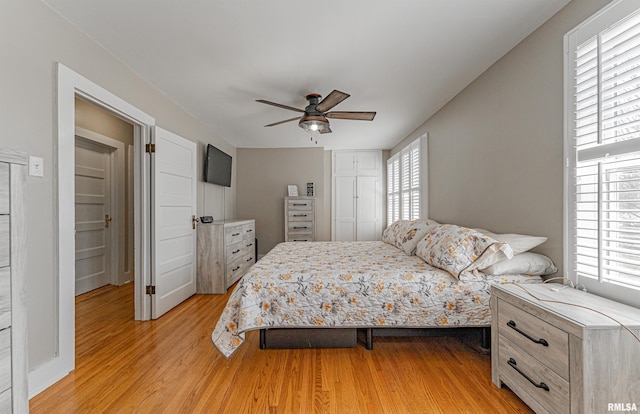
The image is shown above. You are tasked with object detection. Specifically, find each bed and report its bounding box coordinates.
[212,225,548,358]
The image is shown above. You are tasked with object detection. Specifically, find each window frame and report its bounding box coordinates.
[564,0,640,308]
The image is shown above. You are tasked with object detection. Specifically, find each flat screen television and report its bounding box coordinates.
[204,144,232,187]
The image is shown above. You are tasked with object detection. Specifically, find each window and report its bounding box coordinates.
[565,0,640,305]
[387,137,422,225]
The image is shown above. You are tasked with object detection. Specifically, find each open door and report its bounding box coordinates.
[151,127,197,318]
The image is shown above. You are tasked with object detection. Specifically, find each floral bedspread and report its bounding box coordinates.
[211,241,542,358]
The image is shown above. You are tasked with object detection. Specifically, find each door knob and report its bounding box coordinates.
[105,214,112,228]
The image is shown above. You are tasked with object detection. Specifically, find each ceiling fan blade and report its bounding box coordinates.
[256,99,305,113]
[264,116,302,127]
[320,125,332,134]
[316,90,350,112]
[326,111,376,121]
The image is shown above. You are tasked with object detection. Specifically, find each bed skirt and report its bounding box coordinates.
[259,327,491,351]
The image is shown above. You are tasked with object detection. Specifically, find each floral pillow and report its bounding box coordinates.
[382,219,439,255]
[415,224,513,279]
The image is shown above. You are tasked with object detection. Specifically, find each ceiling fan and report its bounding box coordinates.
[256,90,376,134]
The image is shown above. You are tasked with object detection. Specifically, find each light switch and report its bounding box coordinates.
[29,156,44,177]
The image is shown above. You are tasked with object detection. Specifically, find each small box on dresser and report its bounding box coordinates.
[491,283,640,414]
[284,196,315,242]
[196,219,255,293]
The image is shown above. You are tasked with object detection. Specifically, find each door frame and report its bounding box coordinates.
[75,127,125,287]
[28,63,156,397]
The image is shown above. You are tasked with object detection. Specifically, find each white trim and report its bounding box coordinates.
[28,63,155,398]
[419,133,429,219]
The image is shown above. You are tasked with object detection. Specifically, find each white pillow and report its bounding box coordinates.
[474,229,547,255]
[481,252,557,276]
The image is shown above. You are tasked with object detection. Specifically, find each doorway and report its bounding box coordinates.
[75,99,134,296]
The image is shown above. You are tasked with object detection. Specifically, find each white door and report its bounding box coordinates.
[75,140,112,295]
[356,176,380,241]
[151,127,197,318]
[356,152,380,176]
[334,176,356,241]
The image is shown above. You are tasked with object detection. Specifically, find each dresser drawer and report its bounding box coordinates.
[288,211,313,222]
[0,268,9,330]
[287,235,314,242]
[0,163,8,215]
[226,260,246,285]
[241,223,255,240]
[224,226,244,246]
[0,216,8,268]
[225,240,245,262]
[498,335,569,414]
[0,328,11,394]
[0,387,10,414]
[288,222,313,231]
[242,238,255,253]
[287,199,312,210]
[497,299,569,380]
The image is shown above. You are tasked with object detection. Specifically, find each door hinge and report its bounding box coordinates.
[146,143,156,153]
[146,285,156,295]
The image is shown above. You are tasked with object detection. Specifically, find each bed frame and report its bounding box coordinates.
[260,327,491,351]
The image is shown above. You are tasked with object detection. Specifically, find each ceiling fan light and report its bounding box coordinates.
[299,115,330,134]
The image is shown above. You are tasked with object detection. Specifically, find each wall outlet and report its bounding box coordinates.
[29,156,44,177]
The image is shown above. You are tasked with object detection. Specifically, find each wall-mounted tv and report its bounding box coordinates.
[204,144,232,187]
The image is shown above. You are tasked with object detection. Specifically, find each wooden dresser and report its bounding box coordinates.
[196,219,255,293]
[284,197,315,242]
[0,149,28,413]
[491,283,640,414]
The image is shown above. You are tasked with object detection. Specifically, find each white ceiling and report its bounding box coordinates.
[43,0,570,150]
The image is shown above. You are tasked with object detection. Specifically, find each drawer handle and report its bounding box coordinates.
[246,258,253,262]
[293,214,307,217]
[507,320,549,347]
[232,266,240,272]
[246,243,253,247]
[293,203,306,206]
[293,239,307,242]
[232,232,240,236]
[246,229,253,233]
[232,249,240,254]
[293,226,308,229]
[507,358,550,392]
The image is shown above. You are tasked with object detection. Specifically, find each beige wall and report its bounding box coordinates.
[1,0,236,370]
[236,148,330,255]
[391,0,613,275]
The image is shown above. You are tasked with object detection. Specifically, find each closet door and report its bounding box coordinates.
[356,176,380,241]
[334,176,356,241]
[332,150,383,241]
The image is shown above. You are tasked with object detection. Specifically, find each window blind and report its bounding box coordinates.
[569,4,640,291]
[387,137,420,226]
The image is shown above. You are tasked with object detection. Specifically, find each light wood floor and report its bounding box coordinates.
[30,283,533,413]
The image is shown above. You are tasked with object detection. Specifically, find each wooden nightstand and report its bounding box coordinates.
[491,283,640,414]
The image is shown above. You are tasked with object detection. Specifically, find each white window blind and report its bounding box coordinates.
[387,137,420,225]
[566,1,640,300]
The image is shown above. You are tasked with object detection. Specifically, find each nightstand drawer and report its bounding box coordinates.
[497,299,569,380]
[498,335,569,414]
